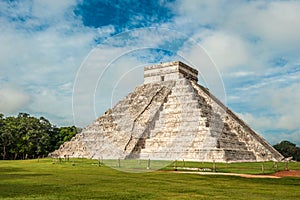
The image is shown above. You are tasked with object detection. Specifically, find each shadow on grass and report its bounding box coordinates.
[0,183,65,199]
[0,173,53,181]
[0,166,28,173]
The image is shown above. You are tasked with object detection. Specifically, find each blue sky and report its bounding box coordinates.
[0,0,299,145]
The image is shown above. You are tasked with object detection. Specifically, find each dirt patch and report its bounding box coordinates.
[238,174,280,179]
[164,170,300,178]
[272,170,300,177]
[235,170,300,178]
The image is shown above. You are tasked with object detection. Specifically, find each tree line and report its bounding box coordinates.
[273,140,300,161]
[0,113,79,160]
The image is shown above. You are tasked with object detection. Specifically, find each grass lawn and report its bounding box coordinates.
[0,158,300,199]
[164,160,300,174]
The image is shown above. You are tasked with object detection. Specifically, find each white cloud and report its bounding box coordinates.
[31,0,77,20]
[276,130,300,147]
[172,0,300,70]
[239,112,300,146]
[238,112,273,131]
[173,0,230,31]
[231,1,300,50]
[229,71,255,78]
[0,86,30,114]
[200,31,251,70]
[0,0,97,125]
[26,82,78,126]
[237,82,300,145]
[266,83,300,130]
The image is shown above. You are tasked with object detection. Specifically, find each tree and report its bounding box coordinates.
[273,140,300,161]
[0,113,79,160]
[0,114,10,159]
[0,116,20,159]
[15,113,54,159]
[51,126,78,150]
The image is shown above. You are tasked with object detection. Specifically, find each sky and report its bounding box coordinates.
[0,0,299,146]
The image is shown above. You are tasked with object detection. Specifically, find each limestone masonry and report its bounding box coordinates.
[51,61,283,162]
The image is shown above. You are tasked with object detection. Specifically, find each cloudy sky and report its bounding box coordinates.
[1,0,299,145]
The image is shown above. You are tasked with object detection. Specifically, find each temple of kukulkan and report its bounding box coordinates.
[51,61,283,162]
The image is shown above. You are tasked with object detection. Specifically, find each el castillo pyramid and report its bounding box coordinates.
[51,61,283,162]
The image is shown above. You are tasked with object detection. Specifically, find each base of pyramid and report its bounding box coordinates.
[137,148,258,162]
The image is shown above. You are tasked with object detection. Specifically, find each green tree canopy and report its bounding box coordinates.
[0,113,79,160]
[273,140,300,161]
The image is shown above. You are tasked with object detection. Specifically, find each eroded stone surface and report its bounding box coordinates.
[50,61,283,162]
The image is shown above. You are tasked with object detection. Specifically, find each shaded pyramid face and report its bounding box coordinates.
[52,61,283,163]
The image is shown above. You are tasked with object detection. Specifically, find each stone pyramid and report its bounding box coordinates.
[52,61,283,162]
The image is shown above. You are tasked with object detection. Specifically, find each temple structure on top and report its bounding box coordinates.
[144,61,198,83]
[51,61,284,162]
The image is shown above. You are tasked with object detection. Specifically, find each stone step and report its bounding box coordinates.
[139,149,227,160]
[113,105,130,113]
[115,122,133,130]
[111,112,126,119]
[157,113,203,119]
[163,103,199,110]
[148,130,206,135]
[151,126,209,132]
[153,116,203,123]
[152,122,208,130]
[170,91,196,97]
[151,123,208,130]
[158,110,203,115]
[163,99,199,105]
[218,140,248,149]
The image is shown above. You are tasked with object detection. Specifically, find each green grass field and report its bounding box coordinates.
[1,159,300,199]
